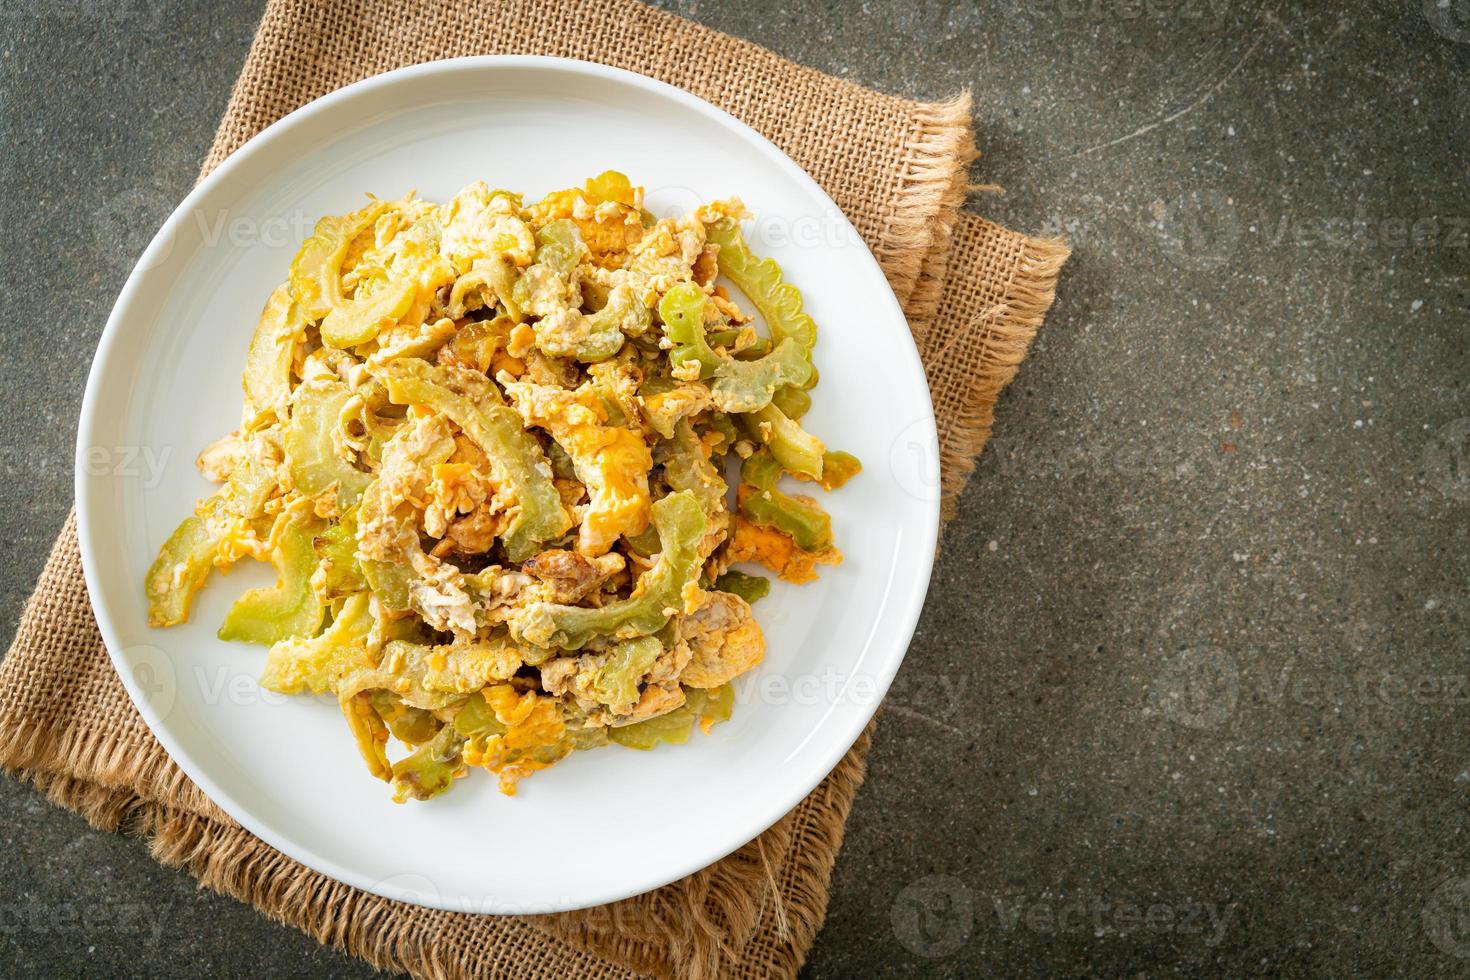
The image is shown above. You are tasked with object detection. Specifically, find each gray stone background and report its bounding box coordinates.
[2,0,1468,976]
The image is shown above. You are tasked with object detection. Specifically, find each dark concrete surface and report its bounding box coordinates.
[2,0,1468,976]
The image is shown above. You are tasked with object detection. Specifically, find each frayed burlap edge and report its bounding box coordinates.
[0,715,226,820]
[937,233,1071,517]
[868,93,976,304]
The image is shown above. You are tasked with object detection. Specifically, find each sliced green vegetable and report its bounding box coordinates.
[770,385,811,420]
[347,380,403,464]
[659,420,728,558]
[732,338,774,360]
[546,439,578,482]
[586,357,639,428]
[514,490,705,650]
[533,219,584,277]
[352,416,454,612]
[714,570,770,604]
[510,220,584,320]
[583,169,636,206]
[642,383,712,440]
[288,200,388,320]
[218,515,325,646]
[608,687,711,750]
[577,284,648,362]
[338,637,524,711]
[739,451,832,552]
[225,452,280,516]
[259,592,373,695]
[818,450,862,490]
[391,723,466,802]
[146,451,280,627]
[242,283,305,420]
[706,217,817,389]
[638,375,679,398]
[285,379,372,510]
[361,554,414,612]
[712,338,811,413]
[145,506,227,628]
[622,524,662,558]
[372,690,442,745]
[661,422,726,518]
[313,511,365,598]
[657,283,812,413]
[699,683,735,729]
[608,705,696,749]
[320,278,415,350]
[591,636,664,709]
[659,282,721,378]
[453,692,508,738]
[486,257,525,322]
[702,413,740,454]
[341,691,391,781]
[447,267,493,318]
[705,327,741,349]
[381,359,570,561]
[743,403,825,480]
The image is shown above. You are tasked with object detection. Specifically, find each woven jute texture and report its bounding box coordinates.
[0,1,1068,977]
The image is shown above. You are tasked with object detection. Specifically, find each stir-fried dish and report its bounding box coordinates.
[145,171,860,802]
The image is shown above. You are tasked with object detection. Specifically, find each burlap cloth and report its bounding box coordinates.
[0,1,1068,976]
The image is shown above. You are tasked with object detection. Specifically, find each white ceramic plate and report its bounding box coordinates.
[76,57,939,914]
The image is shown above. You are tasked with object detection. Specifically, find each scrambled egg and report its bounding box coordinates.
[727,515,843,584]
[439,182,537,273]
[524,183,645,265]
[678,591,765,689]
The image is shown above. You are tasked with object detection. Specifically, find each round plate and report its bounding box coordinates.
[76,56,939,914]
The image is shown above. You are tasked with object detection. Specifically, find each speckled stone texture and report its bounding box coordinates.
[2,1,1468,976]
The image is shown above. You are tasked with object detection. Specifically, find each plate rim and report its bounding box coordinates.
[75,54,940,914]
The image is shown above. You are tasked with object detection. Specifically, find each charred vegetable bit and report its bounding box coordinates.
[145,174,861,801]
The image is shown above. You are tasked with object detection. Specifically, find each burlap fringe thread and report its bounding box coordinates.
[872,94,977,312]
